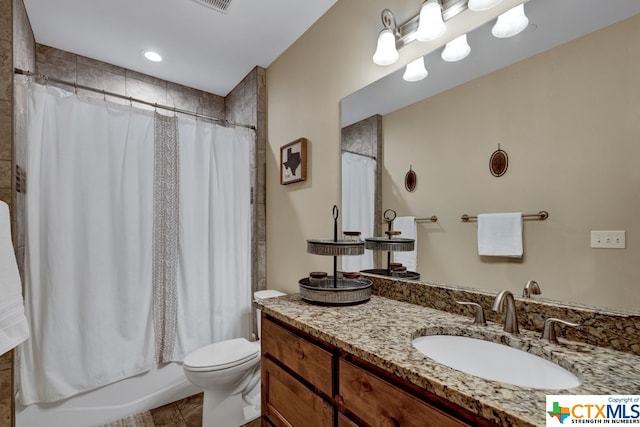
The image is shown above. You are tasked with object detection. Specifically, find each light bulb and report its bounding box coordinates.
[441,34,470,62]
[492,4,529,38]
[416,0,446,42]
[468,0,503,12]
[403,57,428,82]
[372,29,399,65]
[143,51,162,62]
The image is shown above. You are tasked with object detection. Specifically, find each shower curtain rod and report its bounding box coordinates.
[342,149,377,160]
[14,68,256,130]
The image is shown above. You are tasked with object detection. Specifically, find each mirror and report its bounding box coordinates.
[341,0,640,313]
[341,115,382,272]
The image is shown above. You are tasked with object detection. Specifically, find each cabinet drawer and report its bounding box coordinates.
[339,359,470,427]
[262,357,334,427]
[261,316,333,396]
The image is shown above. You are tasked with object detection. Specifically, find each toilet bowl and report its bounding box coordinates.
[182,290,286,427]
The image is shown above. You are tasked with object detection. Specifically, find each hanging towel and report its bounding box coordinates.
[0,201,29,356]
[477,212,523,258]
[393,216,417,271]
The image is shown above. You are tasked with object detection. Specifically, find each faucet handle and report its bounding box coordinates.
[522,280,541,298]
[541,318,580,344]
[456,301,487,326]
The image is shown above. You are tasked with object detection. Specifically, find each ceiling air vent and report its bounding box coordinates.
[191,0,232,13]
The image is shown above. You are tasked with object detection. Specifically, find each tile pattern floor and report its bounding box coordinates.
[103,393,261,427]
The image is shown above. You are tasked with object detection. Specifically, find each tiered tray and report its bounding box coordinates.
[298,276,372,305]
[362,209,420,280]
[299,206,372,306]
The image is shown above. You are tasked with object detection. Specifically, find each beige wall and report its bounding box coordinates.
[382,14,640,312]
[265,0,527,294]
[266,1,638,312]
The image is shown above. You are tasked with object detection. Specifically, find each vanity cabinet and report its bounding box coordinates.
[261,315,496,427]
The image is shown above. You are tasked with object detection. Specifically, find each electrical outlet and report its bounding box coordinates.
[591,231,626,249]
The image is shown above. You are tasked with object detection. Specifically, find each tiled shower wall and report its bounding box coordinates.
[35,44,227,117]
[3,2,266,423]
[0,0,14,410]
[226,66,268,337]
[2,0,35,425]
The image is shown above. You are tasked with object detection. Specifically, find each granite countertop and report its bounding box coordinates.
[256,294,640,427]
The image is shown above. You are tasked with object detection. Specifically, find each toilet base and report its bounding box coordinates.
[202,389,260,427]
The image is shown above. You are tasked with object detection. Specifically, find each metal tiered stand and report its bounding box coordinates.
[361,209,421,280]
[299,206,372,305]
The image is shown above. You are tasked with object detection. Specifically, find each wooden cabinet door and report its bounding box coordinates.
[339,359,470,427]
[262,357,334,427]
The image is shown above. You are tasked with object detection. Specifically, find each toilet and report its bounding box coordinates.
[182,290,286,427]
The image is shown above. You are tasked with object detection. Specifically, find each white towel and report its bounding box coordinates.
[393,216,417,271]
[477,213,523,258]
[0,201,29,356]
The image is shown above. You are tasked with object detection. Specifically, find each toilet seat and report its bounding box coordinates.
[183,338,260,372]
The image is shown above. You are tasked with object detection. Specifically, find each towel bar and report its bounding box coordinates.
[416,216,438,223]
[382,215,438,223]
[461,211,549,222]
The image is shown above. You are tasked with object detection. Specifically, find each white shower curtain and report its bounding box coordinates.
[341,151,376,272]
[172,118,253,360]
[17,81,254,404]
[19,83,156,404]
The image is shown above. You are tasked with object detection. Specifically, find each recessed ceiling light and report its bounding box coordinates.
[144,51,162,62]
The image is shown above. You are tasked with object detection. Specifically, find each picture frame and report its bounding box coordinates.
[280,138,307,185]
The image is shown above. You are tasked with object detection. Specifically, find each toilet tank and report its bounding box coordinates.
[254,290,286,339]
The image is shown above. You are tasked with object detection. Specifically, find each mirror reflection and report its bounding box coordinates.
[341,0,640,313]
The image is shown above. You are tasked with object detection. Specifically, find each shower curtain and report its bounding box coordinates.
[173,118,252,360]
[16,81,253,405]
[341,151,376,271]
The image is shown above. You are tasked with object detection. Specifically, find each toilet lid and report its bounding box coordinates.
[254,289,286,300]
[183,338,259,370]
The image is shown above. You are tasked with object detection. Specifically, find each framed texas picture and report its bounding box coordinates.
[280,138,307,185]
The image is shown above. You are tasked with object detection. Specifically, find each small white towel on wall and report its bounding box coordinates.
[0,201,29,356]
[393,216,417,271]
[477,213,523,258]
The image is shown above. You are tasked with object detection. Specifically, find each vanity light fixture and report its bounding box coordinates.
[491,4,529,38]
[143,50,162,62]
[467,0,503,12]
[403,57,428,82]
[416,0,446,42]
[441,34,470,62]
[372,1,530,83]
[372,9,400,66]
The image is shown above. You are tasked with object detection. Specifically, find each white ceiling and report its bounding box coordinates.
[342,0,640,127]
[22,0,337,96]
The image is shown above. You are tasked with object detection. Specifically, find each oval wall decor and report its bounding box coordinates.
[405,166,417,192]
[489,146,508,177]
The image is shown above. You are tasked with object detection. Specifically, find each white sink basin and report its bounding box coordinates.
[411,335,582,389]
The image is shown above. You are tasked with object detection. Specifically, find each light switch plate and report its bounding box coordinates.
[591,231,626,249]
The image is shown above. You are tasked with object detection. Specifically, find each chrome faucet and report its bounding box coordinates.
[541,318,580,344]
[522,280,541,298]
[456,301,487,326]
[492,290,519,334]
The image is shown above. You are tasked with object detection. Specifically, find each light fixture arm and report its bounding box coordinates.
[381,8,398,34]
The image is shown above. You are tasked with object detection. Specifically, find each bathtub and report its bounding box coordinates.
[16,362,200,427]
